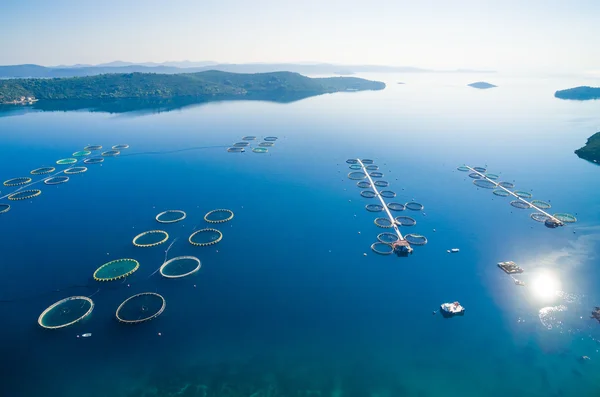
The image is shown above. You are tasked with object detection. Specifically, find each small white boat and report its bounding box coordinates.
[447,248,459,253]
[81,333,92,338]
[440,301,465,316]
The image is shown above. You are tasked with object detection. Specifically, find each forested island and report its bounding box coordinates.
[555,86,600,100]
[0,71,385,104]
[468,82,496,89]
[575,132,600,164]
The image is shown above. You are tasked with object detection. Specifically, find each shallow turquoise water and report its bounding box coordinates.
[1,73,600,397]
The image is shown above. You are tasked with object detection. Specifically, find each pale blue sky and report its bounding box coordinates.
[1,0,598,73]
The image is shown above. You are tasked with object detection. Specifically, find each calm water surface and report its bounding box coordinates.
[1,73,600,397]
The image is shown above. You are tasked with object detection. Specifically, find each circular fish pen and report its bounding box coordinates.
[349,164,362,170]
[160,256,201,278]
[84,157,104,164]
[473,179,496,189]
[473,167,487,173]
[346,159,358,164]
[56,158,77,165]
[374,180,389,188]
[374,217,394,228]
[360,190,377,198]
[31,167,56,175]
[456,166,470,172]
[553,213,577,223]
[405,234,428,246]
[116,292,165,324]
[395,216,416,226]
[38,296,94,329]
[73,150,91,157]
[361,159,374,165]
[499,182,515,189]
[377,232,399,244]
[93,259,140,281]
[485,173,499,180]
[380,190,396,198]
[387,202,405,211]
[44,176,69,185]
[531,200,551,209]
[204,209,234,223]
[132,230,169,247]
[371,242,393,255]
[252,147,268,154]
[366,165,379,171]
[243,136,257,141]
[189,228,222,246]
[259,142,274,147]
[102,150,120,157]
[356,181,371,188]
[227,147,245,153]
[3,177,32,187]
[8,189,41,201]
[510,200,531,209]
[369,171,384,178]
[64,166,88,175]
[492,189,510,197]
[468,173,482,179]
[156,210,186,224]
[514,190,532,199]
[84,145,102,151]
[233,142,250,147]
[264,136,278,142]
[0,204,10,214]
[531,213,551,223]
[405,201,424,211]
[112,144,130,150]
[348,171,366,180]
[366,203,384,212]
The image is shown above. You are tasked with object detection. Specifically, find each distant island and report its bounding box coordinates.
[554,86,600,100]
[468,82,497,89]
[575,132,600,164]
[0,71,385,104]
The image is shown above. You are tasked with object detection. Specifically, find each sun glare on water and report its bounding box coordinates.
[531,271,561,301]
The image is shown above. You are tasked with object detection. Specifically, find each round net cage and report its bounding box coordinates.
[56,158,77,165]
[160,256,201,278]
[348,171,366,180]
[112,144,130,150]
[377,232,399,244]
[31,167,56,175]
[361,159,374,165]
[553,213,577,223]
[456,166,470,172]
[156,210,186,224]
[227,147,245,153]
[374,217,394,228]
[366,203,384,212]
[395,216,416,226]
[93,259,140,281]
[374,180,389,188]
[380,190,396,198]
[369,171,384,178]
[473,166,487,173]
[492,189,510,197]
[510,200,531,209]
[387,202,405,211]
[44,176,69,185]
[514,190,532,199]
[243,136,257,141]
[360,190,377,199]
[264,136,278,142]
[499,181,514,189]
[405,234,428,246]
[73,150,91,157]
[38,296,94,329]
[64,166,88,175]
[84,157,104,164]
[252,147,268,153]
[116,292,165,324]
[189,228,223,246]
[0,204,10,214]
[473,179,496,189]
[8,189,41,201]
[349,164,362,170]
[3,177,32,186]
[132,230,169,247]
[366,165,379,171]
[468,173,482,179]
[259,142,274,147]
[233,142,250,147]
[371,242,393,255]
[84,145,102,151]
[102,150,120,157]
[346,159,358,164]
[530,213,551,223]
[204,209,234,223]
[405,201,424,211]
[356,181,371,188]
[485,173,499,180]
[531,200,551,209]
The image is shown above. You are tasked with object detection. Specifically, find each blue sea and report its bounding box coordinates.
[1,73,600,397]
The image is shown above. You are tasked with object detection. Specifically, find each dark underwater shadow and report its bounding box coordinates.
[0,91,329,118]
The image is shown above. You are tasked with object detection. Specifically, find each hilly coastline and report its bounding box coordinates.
[554,86,600,100]
[575,132,600,164]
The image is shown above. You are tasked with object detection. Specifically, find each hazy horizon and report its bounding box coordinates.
[1,0,599,75]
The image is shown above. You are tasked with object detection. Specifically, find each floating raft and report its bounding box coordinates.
[498,261,523,274]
